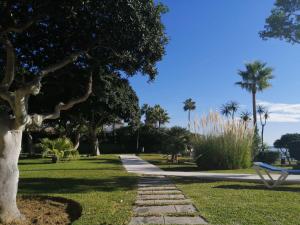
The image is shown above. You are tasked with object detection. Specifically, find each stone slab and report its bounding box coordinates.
[138,186,177,191]
[175,204,197,213]
[134,205,176,215]
[164,216,208,224]
[129,216,164,225]
[154,199,192,205]
[138,190,182,195]
[135,199,192,206]
[137,194,185,200]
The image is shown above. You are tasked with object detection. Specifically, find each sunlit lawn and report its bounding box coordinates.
[18,155,138,225]
[141,153,300,225]
[174,177,300,225]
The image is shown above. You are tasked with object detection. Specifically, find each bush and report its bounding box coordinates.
[193,112,253,170]
[162,126,191,163]
[254,151,280,164]
[39,138,79,163]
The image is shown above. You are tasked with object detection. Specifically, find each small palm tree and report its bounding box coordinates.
[257,105,270,151]
[227,101,239,120]
[240,111,251,123]
[183,98,196,130]
[39,138,79,163]
[240,111,251,128]
[236,61,274,126]
[221,101,239,120]
[220,104,231,119]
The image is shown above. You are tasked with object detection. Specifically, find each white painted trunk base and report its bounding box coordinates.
[0,124,24,224]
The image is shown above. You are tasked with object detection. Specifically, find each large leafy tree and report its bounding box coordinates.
[260,0,300,44]
[236,61,274,126]
[274,133,300,164]
[183,98,196,130]
[55,70,140,156]
[0,1,167,223]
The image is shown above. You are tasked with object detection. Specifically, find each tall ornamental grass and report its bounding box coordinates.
[192,112,253,170]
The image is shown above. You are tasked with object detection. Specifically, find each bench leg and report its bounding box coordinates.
[253,166,288,188]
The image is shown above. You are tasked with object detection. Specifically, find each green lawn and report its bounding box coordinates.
[18,155,138,225]
[17,154,300,225]
[141,154,300,225]
[173,177,300,225]
[140,154,292,174]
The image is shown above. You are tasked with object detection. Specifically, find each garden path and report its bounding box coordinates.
[120,155,300,183]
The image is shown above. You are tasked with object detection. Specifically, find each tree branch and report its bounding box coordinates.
[29,74,92,127]
[0,36,15,90]
[39,51,85,77]
[2,19,36,34]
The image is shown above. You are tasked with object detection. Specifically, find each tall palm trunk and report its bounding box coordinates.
[252,91,257,126]
[261,124,265,151]
[188,110,191,130]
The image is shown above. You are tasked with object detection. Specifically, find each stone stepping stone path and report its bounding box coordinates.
[129,176,208,225]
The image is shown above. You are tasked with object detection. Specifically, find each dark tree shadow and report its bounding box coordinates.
[19,176,138,194]
[214,184,300,193]
[21,168,121,172]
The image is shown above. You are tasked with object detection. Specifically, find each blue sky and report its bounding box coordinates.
[129,0,300,145]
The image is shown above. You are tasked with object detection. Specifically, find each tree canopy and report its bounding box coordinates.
[260,0,300,44]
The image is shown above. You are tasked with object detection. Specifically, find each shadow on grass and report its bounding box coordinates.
[18,161,53,165]
[19,176,138,194]
[21,168,121,172]
[214,184,300,193]
[171,177,220,185]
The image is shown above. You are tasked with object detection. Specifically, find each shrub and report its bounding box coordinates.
[162,126,191,163]
[193,112,253,170]
[39,138,79,163]
[254,151,280,164]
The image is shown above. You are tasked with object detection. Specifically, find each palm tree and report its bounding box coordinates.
[240,111,251,128]
[227,101,239,120]
[257,105,270,151]
[240,111,251,123]
[236,61,274,126]
[220,101,239,120]
[183,98,196,130]
[153,104,170,128]
[220,104,231,119]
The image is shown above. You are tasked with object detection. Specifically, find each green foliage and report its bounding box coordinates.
[39,138,79,162]
[254,151,280,164]
[287,141,300,161]
[162,126,191,156]
[139,126,168,152]
[274,133,300,162]
[193,112,253,170]
[260,0,300,44]
[141,104,169,128]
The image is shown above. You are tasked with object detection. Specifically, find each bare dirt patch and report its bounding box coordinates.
[5,196,82,225]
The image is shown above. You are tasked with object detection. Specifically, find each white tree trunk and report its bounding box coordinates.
[0,121,24,224]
